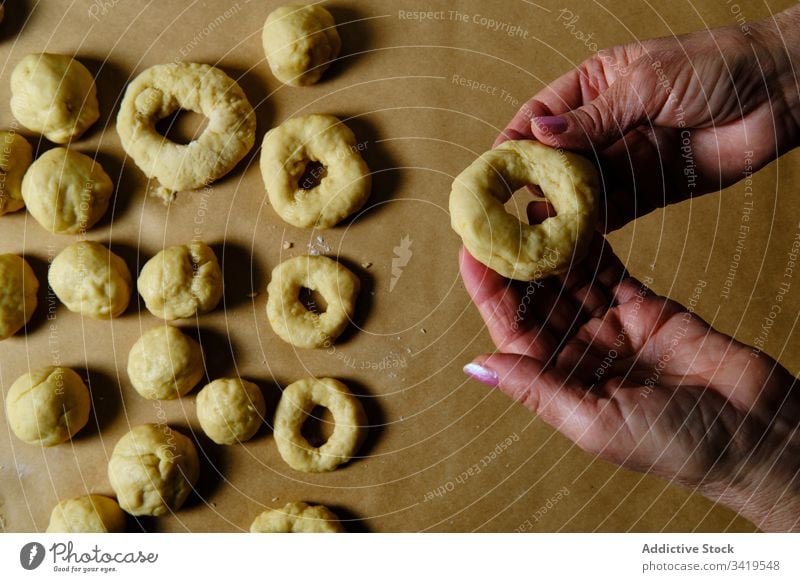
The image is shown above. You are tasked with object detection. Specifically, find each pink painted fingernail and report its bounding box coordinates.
[533,115,568,135]
[463,362,499,387]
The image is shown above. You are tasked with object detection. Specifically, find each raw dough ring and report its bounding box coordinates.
[117,62,256,202]
[266,254,359,349]
[273,377,366,473]
[449,140,600,281]
[250,501,343,533]
[260,114,371,228]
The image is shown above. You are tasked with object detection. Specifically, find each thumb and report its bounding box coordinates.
[530,77,651,151]
[464,353,601,441]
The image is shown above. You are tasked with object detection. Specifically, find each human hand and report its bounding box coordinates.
[460,204,800,531]
[497,6,800,230]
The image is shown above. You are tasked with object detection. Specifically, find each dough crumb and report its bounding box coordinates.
[361,261,372,268]
[420,328,427,334]
[282,241,293,250]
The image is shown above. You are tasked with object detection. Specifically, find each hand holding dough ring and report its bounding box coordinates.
[260,114,371,228]
[273,377,366,473]
[117,62,256,202]
[250,501,343,532]
[266,254,359,349]
[449,140,599,281]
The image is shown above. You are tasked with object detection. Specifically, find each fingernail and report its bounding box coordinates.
[533,115,568,135]
[463,362,499,387]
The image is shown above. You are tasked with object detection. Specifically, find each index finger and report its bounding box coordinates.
[494,67,586,147]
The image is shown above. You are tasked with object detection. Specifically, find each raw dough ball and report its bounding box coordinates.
[49,241,132,319]
[21,148,113,234]
[137,242,223,320]
[273,377,366,473]
[5,366,90,447]
[196,377,265,445]
[263,5,341,86]
[450,140,599,280]
[260,114,371,228]
[0,254,38,340]
[46,495,126,533]
[116,62,255,202]
[250,501,343,533]
[10,53,100,143]
[0,132,33,216]
[127,326,204,400]
[108,424,199,517]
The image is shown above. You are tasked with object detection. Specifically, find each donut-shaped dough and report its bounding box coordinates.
[263,5,341,86]
[22,148,113,234]
[10,53,100,144]
[266,255,359,349]
[117,62,256,202]
[49,241,132,319]
[260,114,371,228]
[449,140,599,281]
[250,501,343,533]
[6,366,90,447]
[273,377,366,473]
[196,377,265,445]
[127,326,204,400]
[0,254,38,340]
[0,132,33,216]
[137,241,223,320]
[46,495,126,533]
[108,423,199,517]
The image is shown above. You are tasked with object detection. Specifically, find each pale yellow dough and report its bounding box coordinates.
[250,501,344,533]
[22,148,113,234]
[449,140,600,281]
[49,241,132,319]
[127,326,204,400]
[10,53,99,144]
[137,242,223,320]
[0,132,33,215]
[263,5,341,86]
[266,255,359,349]
[108,424,199,517]
[0,254,38,340]
[46,495,126,533]
[6,366,90,447]
[116,62,255,202]
[260,114,371,228]
[273,377,366,473]
[196,377,265,445]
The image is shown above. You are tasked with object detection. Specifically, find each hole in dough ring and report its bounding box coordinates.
[273,377,366,473]
[117,62,256,202]
[449,140,600,281]
[260,114,371,228]
[266,254,360,349]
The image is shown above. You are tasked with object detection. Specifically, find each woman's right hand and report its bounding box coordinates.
[498,5,800,230]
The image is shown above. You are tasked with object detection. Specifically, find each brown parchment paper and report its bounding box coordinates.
[1,0,797,532]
